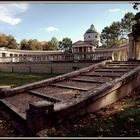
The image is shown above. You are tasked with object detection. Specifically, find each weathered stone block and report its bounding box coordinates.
[0,86,11,97]
[29,101,54,114]
[0,86,11,91]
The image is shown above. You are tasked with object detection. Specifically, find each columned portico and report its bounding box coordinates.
[72,24,102,53]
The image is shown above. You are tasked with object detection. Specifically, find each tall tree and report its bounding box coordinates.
[132,12,140,40]
[121,12,135,33]
[59,37,72,52]
[101,22,121,48]
[110,21,121,41]
[48,37,59,50]
[100,26,111,48]
[101,12,134,48]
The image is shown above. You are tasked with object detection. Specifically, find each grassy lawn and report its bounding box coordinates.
[0,72,59,88]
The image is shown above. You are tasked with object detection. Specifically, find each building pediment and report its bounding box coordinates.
[72,40,85,45]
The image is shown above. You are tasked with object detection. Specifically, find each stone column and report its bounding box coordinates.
[135,37,140,60]
[78,47,79,53]
[133,40,136,60]
[128,33,135,60]
[82,47,84,53]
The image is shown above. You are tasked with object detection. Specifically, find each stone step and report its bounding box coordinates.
[51,80,99,91]
[108,64,139,66]
[112,61,140,64]
[78,75,114,81]
[82,72,122,77]
[70,77,106,83]
[30,86,80,102]
[94,68,129,72]
[103,66,134,69]
[52,83,89,91]
[28,90,61,103]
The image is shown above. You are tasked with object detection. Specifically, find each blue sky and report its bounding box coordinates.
[0,2,138,43]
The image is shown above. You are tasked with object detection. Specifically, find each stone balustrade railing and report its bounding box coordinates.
[0,53,111,63]
[0,44,129,63]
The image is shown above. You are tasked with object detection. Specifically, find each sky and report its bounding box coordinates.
[0,1,138,43]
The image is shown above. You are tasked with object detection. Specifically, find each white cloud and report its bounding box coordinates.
[0,4,29,26]
[46,26,59,32]
[109,9,120,12]
[11,4,29,12]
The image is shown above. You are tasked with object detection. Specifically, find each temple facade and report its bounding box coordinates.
[72,24,102,53]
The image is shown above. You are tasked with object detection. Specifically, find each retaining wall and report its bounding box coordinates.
[0,62,97,74]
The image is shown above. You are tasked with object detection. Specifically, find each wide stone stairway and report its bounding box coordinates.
[1,60,140,135]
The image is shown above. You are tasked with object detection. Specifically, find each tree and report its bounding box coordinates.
[121,12,135,33]
[28,39,42,50]
[20,39,43,50]
[132,12,140,40]
[100,26,111,48]
[0,33,19,49]
[20,39,30,50]
[133,3,140,10]
[59,37,72,52]
[6,35,19,49]
[48,37,59,50]
[101,22,121,48]
[110,22,121,41]
[101,12,134,48]
[20,37,59,50]
[42,41,49,50]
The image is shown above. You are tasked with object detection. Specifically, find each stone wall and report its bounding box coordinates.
[0,62,97,74]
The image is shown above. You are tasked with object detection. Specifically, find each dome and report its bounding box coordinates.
[85,24,98,34]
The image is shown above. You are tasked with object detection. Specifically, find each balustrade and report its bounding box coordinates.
[0,46,129,63]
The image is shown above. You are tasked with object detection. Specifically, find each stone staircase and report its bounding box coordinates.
[1,60,140,135]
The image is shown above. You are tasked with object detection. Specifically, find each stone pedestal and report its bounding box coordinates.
[26,101,54,135]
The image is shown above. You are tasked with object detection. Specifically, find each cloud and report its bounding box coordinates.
[11,4,29,12]
[0,4,29,26]
[46,26,59,32]
[109,9,120,12]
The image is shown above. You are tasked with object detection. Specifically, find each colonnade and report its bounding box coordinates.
[0,46,129,63]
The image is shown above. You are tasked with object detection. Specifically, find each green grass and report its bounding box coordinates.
[65,95,140,137]
[66,108,140,137]
[0,72,59,88]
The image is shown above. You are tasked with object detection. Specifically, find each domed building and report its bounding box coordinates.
[72,24,102,53]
